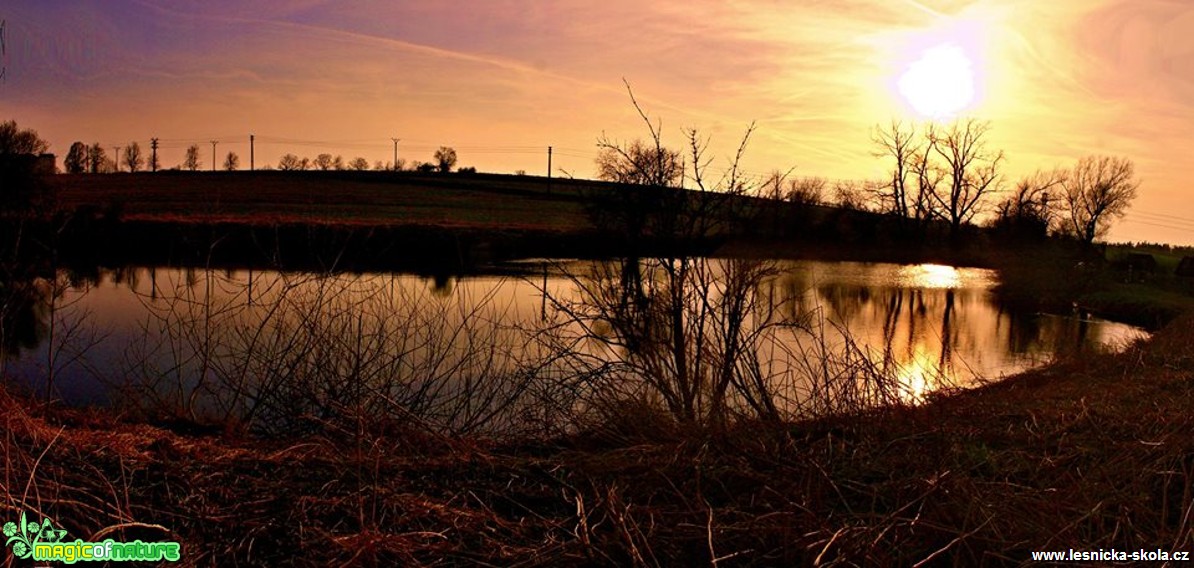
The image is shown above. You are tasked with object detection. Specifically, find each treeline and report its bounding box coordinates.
[61,138,476,175]
[595,117,1141,247]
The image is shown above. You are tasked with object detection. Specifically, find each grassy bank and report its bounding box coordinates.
[2,311,1191,565]
[992,241,1194,330]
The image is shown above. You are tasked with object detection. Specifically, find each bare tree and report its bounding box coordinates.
[787,176,827,205]
[872,120,920,218]
[332,155,344,170]
[433,146,457,173]
[832,180,869,211]
[924,119,1004,237]
[86,144,106,174]
[223,151,240,171]
[545,92,781,428]
[760,170,790,201]
[277,153,304,171]
[64,142,88,174]
[183,144,202,171]
[123,141,144,172]
[596,138,684,187]
[992,168,1065,238]
[1061,155,1139,244]
[910,145,942,222]
[348,157,369,171]
[313,153,334,171]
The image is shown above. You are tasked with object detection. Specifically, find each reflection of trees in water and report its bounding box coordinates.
[0,277,47,357]
[997,310,1107,361]
[1,264,102,402]
[114,268,544,436]
[791,282,977,387]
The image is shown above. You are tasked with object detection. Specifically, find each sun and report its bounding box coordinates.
[898,43,976,119]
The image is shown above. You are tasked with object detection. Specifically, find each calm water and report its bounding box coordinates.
[1,259,1147,414]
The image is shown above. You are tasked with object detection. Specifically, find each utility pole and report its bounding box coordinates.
[150,138,159,172]
[113,146,122,172]
[391,137,400,171]
[210,140,219,172]
[547,146,553,195]
[250,134,255,171]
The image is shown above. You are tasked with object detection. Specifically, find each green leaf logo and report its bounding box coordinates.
[4,512,68,559]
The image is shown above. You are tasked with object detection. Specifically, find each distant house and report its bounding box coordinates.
[0,152,56,175]
[1177,256,1194,278]
[1113,253,1157,273]
[35,153,57,175]
[1107,253,1157,283]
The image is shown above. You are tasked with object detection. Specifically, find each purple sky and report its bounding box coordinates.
[4,0,1193,244]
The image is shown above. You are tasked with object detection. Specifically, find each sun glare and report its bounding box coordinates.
[898,44,976,119]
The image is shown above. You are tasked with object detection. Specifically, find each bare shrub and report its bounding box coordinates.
[119,269,547,437]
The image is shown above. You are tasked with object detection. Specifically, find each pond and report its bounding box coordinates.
[0,258,1147,431]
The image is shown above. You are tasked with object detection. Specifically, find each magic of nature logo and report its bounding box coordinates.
[4,512,181,563]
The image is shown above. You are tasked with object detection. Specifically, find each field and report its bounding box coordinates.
[49,171,599,232]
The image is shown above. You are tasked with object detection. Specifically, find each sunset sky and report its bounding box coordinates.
[3,0,1192,244]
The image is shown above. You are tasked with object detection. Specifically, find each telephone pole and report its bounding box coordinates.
[249,134,255,171]
[150,138,159,172]
[547,146,553,195]
[210,140,219,172]
[391,138,400,171]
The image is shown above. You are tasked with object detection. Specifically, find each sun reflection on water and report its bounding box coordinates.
[900,263,962,289]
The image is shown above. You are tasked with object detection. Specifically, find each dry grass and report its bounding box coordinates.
[1,314,1191,566]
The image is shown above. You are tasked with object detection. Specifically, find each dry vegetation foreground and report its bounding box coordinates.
[2,315,1192,566]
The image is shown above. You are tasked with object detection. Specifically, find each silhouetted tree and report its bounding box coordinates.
[992,168,1065,239]
[760,170,790,201]
[223,151,239,171]
[123,141,144,172]
[434,146,457,173]
[332,155,344,170]
[1061,155,1139,244]
[64,142,88,174]
[372,160,386,171]
[183,144,202,171]
[0,120,49,155]
[872,120,921,218]
[596,138,683,187]
[349,157,369,171]
[87,144,106,174]
[313,153,334,171]
[924,119,1003,238]
[416,162,437,173]
[787,176,827,205]
[832,180,873,212]
[0,120,52,209]
[277,153,304,171]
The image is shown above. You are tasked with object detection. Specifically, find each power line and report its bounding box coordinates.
[1120,218,1194,233]
[1130,210,1194,225]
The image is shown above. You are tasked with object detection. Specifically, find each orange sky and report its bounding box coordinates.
[4,0,1193,244]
